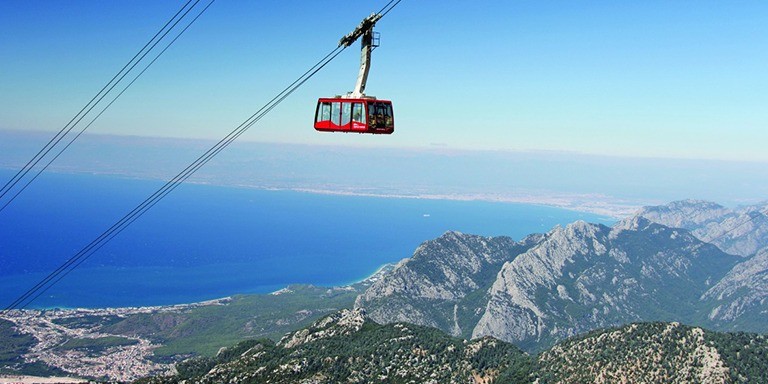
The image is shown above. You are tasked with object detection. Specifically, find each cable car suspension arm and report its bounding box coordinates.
[338,13,382,98]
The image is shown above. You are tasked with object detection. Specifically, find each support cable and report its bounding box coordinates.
[0,0,216,215]
[0,0,203,209]
[378,0,402,18]
[2,0,404,312]
[3,46,345,312]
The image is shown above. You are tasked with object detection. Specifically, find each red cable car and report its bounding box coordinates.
[314,97,394,134]
[314,13,394,135]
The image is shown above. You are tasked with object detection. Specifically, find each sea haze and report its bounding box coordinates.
[0,169,612,309]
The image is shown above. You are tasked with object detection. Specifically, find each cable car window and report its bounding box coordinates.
[383,103,394,128]
[368,101,392,129]
[352,102,365,123]
[367,102,378,128]
[340,102,352,126]
[330,102,341,126]
[316,102,331,123]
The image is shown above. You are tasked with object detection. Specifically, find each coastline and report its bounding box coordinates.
[0,279,369,382]
[0,166,638,219]
[0,168,620,311]
[284,187,637,218]
[8,262,395,317]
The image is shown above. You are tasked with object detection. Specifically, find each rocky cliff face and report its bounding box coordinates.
[703,247,768,331]
[355,231,541,337]
[636,199,768,257]
[471,218,738,350]
[635,199,768,334]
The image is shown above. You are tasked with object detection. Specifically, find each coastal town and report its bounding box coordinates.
[0,267,393,383]
[1,299,229,382]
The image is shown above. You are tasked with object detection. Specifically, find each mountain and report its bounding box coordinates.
[636,199,768,332]
[473,217,738,350]
[537,322,768,383]
[636,199,768,257]
[355,231,542,338]
[702,247,768,331]
[139,309,532,384]
[8,199,768,381]
[358,213,749,351]
[139,310,768,384]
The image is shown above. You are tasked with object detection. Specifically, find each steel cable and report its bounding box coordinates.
[2,0,404,312]
[0,0,203,208]
[0,0,216,215]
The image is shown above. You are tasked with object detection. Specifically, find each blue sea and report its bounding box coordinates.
[0,170,613,309]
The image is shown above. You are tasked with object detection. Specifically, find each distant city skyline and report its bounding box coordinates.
[1,1,767,161]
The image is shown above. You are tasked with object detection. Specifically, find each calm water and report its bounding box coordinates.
[0,170,612,308]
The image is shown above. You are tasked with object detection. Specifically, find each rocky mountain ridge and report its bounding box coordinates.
[141,309,532,384]
[537,321,768,383]
[635,199,768,257]
[356,231,542,338]
[141,310,768,384]
[357,200,766,351]
[703,247,768,330]
[472,216,737,350]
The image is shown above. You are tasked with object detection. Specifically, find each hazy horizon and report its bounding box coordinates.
[2,129,766,217]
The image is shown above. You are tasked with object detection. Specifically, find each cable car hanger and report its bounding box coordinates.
[314,13,394,134]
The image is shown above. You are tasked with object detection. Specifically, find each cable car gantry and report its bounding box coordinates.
[314,13,394,134]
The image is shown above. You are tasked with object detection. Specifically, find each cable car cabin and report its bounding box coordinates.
[314,98,394,134]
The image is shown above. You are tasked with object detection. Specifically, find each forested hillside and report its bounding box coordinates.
[140,311,768,384]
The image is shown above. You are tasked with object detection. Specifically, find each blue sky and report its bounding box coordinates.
[1,1,767,161]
